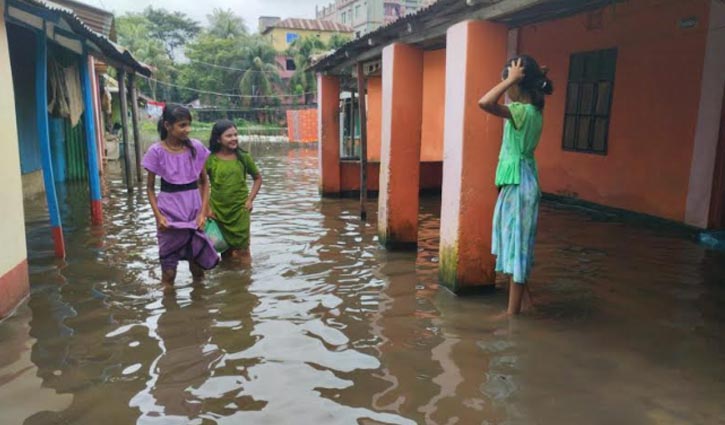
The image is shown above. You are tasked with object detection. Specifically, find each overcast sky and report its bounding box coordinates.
[75,0,324,33]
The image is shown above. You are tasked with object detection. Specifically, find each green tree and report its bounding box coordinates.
[118,8,283,121]
[327,33,352,51]
[143,7,201,59]
[287,35,327,104]
[239,37,282,108]
[206,8,248,39]
[177,32,249,106]
[117,13,175,100]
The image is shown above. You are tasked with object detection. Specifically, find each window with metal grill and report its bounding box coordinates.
[562,48,617,154]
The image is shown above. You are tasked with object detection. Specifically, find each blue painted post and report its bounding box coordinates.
[80,53,103,225]
[49,118,66,183]
[35,29,65,259]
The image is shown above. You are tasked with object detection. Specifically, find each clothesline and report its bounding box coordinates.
[138,75,316,99]
[185,58,284,74]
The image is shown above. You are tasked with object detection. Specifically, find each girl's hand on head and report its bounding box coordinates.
[507,58,525,83]
[156,214,169,231]
[245,199,254,212]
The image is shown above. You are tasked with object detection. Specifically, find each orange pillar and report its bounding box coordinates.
[439,20,508,293]
[366,76,382,161]
[378,43,424,249]
[317,74,341,196]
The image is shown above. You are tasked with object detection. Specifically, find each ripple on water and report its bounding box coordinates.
[0,144,724,425]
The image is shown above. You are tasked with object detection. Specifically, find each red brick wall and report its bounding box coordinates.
[287,109,319,143]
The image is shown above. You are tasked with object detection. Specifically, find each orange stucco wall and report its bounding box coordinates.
[421,49,446,162]
[365,50,445,163]
[520,0,710,221]
[366,76,382,161]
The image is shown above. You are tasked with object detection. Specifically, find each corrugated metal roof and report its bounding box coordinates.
[15,0,151,75]
[310,0,618,74]
[262,18,353,34]
[48,0,116,40]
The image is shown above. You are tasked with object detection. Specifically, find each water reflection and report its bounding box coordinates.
[0,144,724,425]
[134,286,220,422]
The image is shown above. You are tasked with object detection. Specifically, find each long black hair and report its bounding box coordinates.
[208,119,237,153]
[502,55,553,110]
[157,103,196,157]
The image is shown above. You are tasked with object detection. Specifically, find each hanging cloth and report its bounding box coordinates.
[64,63,84,127]
[48,60,70,119]
[47,60,85,127]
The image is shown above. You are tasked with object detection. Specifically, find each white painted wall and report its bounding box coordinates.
[0,0,30,274]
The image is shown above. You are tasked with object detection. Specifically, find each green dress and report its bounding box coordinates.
[205,150,260,249]
[491,103,543,284]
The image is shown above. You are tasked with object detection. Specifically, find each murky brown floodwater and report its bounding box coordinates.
[2,144,725,425]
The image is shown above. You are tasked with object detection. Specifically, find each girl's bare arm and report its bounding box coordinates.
[147,171,168,230]
[249,173,262,204]
[478,58,525,119]
[246,173,263,211]
[478,79,516,119]
[197,170,210,228]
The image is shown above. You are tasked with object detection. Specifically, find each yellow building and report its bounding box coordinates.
[261,18,352,53]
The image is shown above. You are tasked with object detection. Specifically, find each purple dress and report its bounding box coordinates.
[141,139,219,271]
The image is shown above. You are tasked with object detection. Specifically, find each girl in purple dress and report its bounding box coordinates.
[142,104,219,287]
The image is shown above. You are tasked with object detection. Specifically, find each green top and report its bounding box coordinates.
[495,102,543,187]
[205,149,260,248]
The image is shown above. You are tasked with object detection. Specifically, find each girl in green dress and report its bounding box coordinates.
[478,56,553,315]
[205,120,263,261]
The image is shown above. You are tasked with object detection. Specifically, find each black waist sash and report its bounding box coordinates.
[160,179,198,193]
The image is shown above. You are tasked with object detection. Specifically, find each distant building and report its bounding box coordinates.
[260,17,353,53]
[316,0,429,37]
[258,16,282,34]
[259,17,353,80]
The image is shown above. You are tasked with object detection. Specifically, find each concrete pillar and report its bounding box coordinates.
[317,74,341,196]
[685,0,725,228]
[378,43,424,249]
[439,20,508,293]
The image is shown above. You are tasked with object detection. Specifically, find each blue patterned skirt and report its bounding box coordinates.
[491,160,540,284]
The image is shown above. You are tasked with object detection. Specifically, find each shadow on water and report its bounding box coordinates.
[1,143,725,424]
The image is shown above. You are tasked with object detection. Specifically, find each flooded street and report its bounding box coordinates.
[1,144,725,425]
